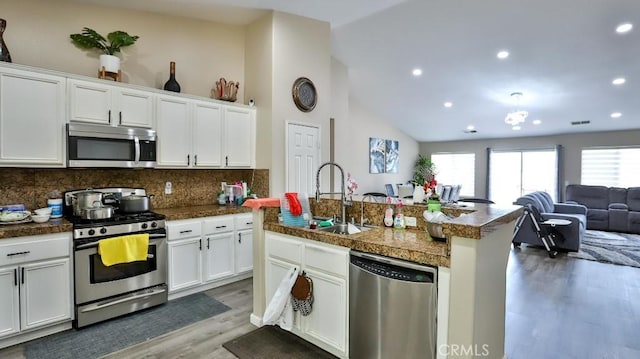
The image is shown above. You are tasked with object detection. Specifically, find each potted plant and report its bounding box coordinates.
[70,27,139,73]
[412,154,437,187]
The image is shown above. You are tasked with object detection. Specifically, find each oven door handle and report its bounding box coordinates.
[79,287,167,313]
[75,234,166,250]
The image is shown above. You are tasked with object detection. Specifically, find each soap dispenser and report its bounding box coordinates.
[384,197,394,227]
[393,201,405,229]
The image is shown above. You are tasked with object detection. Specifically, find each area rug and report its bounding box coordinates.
[568,230,640,268]
[223,325,337,359]
[24,292,230,359]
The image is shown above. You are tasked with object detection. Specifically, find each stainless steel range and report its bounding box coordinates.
[64,188,167,328]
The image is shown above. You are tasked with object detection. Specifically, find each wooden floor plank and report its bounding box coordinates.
[2,249,640,359]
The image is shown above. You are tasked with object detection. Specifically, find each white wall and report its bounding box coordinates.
[269,12,332,196]
[332,78,419,195]
[2,0,246,100]
[420,129,640,199]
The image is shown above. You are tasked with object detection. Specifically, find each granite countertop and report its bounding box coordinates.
[0,204,252,240]
[265,222,450,267]
[0,218,73,240]
[263,202,524,268]
[155,204,252,221]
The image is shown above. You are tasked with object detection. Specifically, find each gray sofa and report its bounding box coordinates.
[513,191,587,252]
[565,184,640,233]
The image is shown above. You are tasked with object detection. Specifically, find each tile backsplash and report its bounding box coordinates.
[0,168,269,210]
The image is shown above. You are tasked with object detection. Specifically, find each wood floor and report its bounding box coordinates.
[2,248,640,358]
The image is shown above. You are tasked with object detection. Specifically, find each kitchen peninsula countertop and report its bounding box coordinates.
[0,218,73,240]
[156,204,252,221]
[263,202,523,268]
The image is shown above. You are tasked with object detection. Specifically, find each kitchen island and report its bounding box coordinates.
[247,199,522,359]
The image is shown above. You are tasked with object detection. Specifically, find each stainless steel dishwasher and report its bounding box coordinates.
[350,251,437,359]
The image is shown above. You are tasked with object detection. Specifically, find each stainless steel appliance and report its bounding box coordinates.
[66,123,157,168]
[349,251,437,359]
[65,188,167,328]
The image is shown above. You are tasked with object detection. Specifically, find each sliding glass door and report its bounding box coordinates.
[489,149,558,204]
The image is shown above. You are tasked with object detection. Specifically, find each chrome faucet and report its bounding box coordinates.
[315,162,347,225]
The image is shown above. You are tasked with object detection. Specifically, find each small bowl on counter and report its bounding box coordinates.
[34,207,52,216]
[31,214,51,223]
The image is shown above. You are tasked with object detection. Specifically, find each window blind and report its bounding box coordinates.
[431,153,475,197]
[581,148,640,187]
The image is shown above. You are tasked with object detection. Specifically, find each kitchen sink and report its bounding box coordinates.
[316,223,376,235]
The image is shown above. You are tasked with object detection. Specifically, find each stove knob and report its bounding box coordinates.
[100,227,107,235]
[88,229,95,236]
[151,222,157,228]
[142,223,148,229]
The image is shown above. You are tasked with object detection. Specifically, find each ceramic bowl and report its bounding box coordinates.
[31,214,50,223]
[34,207,52,216]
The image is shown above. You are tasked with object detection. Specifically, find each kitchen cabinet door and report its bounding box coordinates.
[0,266,19,339]
[223,106,255,168]
[0,68,66,167]
[168,237,202,292]
[69,80,153,128]
[203,232,234,282]
[235,229,253,274]
[114,87,153,128]
[68,79,112,125]
[301,268,348,355]
[192,100,223,167]
[156,95,191,167]
[20,258,71,331]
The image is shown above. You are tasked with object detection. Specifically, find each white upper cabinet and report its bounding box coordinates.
[156,95,191,167]
[224,106,255,168]
[156,95,255,169]
[68,79,153,128]
[192,100,223,167]
[0,67,66,167]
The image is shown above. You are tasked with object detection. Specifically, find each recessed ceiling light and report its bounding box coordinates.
[532,119,542,125]
[611,112,622,118]
[466,125,475,131]
[412,68,422,76]
[616,23,633,34]
[612,77,626,85]
[444,102,453,108]
[512,125,521,131]
[497,51,509,59]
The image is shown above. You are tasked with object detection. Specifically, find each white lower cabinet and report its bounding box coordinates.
[0,233,72,341]
[265,232,349,358]
[167,214,253,297]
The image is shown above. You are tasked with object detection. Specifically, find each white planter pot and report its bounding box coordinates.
[99,54,120,73]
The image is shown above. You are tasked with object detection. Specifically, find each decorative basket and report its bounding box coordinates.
[211,77,239,102]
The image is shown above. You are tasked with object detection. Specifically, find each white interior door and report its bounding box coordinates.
[287,123,320,195]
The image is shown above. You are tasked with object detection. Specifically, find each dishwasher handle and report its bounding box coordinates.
[350,255,435,283]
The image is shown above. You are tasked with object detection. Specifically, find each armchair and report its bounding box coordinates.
[512,191,587,252]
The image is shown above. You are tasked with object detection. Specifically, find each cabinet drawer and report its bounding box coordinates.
[203,216,234,234]
[304,242,349,278]
[265,232,302,264]
[0,233,70,266]
[167,220,202,240]
[234,213,254,231]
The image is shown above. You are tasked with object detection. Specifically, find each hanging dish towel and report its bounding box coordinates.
[98,233,149,267]
[291,271,314,316]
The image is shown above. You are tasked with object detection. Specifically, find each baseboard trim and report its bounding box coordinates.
[0,321,71,350]
[249,313,263,327]
[168,272,253,301]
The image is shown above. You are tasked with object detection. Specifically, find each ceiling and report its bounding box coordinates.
[72,0,640,142]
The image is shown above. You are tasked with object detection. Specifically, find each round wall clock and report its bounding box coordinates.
[292,77,317,112]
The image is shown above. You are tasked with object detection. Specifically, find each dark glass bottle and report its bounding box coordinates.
[0,18,12,63]
[163,61,180,92]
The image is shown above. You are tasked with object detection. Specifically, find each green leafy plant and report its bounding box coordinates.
[413,154,437,186]
[70,27,139,55]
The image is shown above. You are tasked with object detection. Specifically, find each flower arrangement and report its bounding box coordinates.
[425,178,439,200]
[346,173,358,197]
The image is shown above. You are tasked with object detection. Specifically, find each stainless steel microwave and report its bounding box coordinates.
[66,123,157,168]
